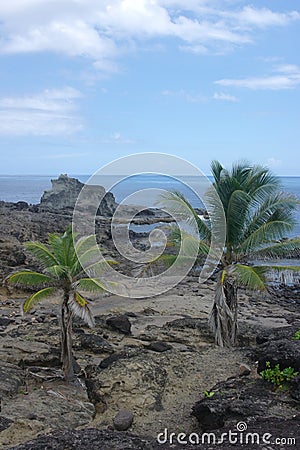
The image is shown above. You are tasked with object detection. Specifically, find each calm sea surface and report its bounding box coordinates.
[0,174,299,236]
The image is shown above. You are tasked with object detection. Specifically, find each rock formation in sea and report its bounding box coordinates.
[40,173,117,216]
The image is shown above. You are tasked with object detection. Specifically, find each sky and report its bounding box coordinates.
[0,0,299,176]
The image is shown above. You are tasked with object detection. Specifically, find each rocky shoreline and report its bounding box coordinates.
[0,175,299,449]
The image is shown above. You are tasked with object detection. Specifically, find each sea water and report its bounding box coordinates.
[0,174,299,237]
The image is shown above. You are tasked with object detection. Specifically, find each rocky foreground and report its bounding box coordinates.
[0,175,299,449]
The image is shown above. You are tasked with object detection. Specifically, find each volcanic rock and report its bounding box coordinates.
[113,409,134,431]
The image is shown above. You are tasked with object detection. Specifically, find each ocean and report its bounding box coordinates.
[0,174,299,237]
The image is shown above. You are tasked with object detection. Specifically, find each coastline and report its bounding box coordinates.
[0,176,299,449]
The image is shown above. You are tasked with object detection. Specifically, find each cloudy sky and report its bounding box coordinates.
[0,0,299,175]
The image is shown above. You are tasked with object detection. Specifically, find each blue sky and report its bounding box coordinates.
[0,0,299,175]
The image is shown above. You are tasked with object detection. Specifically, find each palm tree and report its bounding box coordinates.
[6,226,112,381]
[159,161,300,347]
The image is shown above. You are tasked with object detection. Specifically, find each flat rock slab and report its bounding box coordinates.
[0,337,52,365]
[1,381,95,431]
[0,362,24,397]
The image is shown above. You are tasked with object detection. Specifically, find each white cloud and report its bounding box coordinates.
[230,6,300,28]
[215,65,300,90]
[213,91,238,102]
[163,89,239,102]
[267,157,282,168]
[0,87,83,135]
[0,0,298,67]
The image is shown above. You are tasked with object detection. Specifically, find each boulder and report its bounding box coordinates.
[239,364,251,377]
[113,409,134,431]
[106,315,132,335]
[40,174,117,216]
[78,334,114,354]
[146,341,172,353]
[255,338,300,373]
[192,376,298,431]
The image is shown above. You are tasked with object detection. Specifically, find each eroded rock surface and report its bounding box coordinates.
[40,174,117,216]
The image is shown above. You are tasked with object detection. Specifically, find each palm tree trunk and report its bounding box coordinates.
[223,278,238,345]
[209,274,238,347]
[61,289,75,382]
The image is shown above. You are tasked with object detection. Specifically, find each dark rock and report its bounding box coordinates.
[9,419,300,450]
[0,317,12,328]
[9,428,187,450]
[113,409,134,431]
[290,374,300,400]
[40,174,117,216]
[99,353,125,369]
[239,364,251,377]
[255,324,300,345]
[78,333,114,354]
[15,201,29,210]
[0,362,24,398]
[192,376,297,431]
[255,338,300,373]
[106,315,131,335]
[0,416,13,432]
[146,341,172,352]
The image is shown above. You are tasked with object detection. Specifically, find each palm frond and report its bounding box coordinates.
[48,226,76,267]
[68,292,95,328]
[7,271,53,286]
[226,190,251,246]
[83,259,118,278]
[231,264,267,291]
[45,265,68,279]
[157,191,211,241]
[238,220,295,256]
[23,287,56,312]
[244,193,299,238]
[74,277,106,292]
[25,242,58,267]
[251,238,300,259]
[211,160,224,184]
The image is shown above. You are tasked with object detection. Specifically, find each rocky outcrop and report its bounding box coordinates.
[192,376,298,431]
[10,428,186,450]
[40,174,117,216]
[255,338,300,373]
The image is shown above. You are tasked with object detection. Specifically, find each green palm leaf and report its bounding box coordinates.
[232,264,267,291]
[23,287,56,312]
[252,238,300,258]
[226,190,251,246]
[25,242,58,267]
[157,191,211,241]
[7,271,53,286]
[74,277,106,292]
[45,265,69,279]
[238,220,295,255]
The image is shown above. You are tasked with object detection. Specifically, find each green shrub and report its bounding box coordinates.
[292,330,300,340]
[204,390,215,398]
[260,361,298,389]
